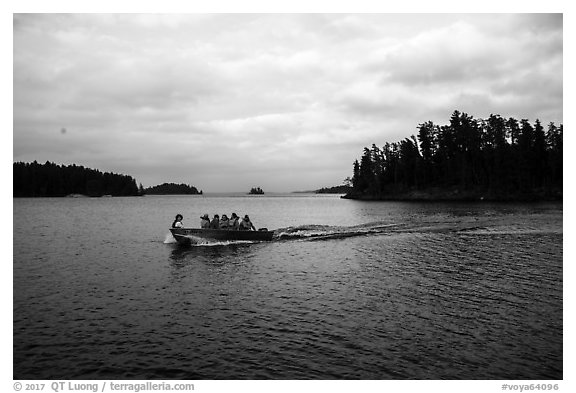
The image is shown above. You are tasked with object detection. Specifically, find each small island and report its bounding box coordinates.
[248,187,265,195]
[144,183,202,195]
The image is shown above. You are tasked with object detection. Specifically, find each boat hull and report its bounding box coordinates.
[170,228,274,244]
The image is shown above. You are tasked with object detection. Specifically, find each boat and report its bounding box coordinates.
[170,227,274,245]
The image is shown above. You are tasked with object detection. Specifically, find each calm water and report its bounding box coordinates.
[13,195,562,379]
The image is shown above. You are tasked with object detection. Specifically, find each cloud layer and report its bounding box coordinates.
[13,14,563,192]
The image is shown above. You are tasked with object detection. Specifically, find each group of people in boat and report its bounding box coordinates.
[172,213,256,231]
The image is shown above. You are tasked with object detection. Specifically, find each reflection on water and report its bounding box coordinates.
[13,197,562,379]
[169,243,253,265]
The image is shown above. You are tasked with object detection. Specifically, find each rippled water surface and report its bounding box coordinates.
[13,195,562,379]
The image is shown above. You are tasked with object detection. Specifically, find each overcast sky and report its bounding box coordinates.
[13,13,563,192]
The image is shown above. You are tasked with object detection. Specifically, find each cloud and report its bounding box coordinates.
[370,21,515,86]
[13,14,563,192]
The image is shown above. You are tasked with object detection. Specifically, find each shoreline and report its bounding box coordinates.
[342,188,563,202]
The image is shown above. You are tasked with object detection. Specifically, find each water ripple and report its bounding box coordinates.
[13,198,562,379]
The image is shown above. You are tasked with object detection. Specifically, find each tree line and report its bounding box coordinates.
[144,183,202,195]
[347,110,562,200]
[316,185,352,194]
[13,161,141,197]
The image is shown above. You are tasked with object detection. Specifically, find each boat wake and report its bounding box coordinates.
[272,215,562,242]
[274,222,400,241]
[163,233,177,244]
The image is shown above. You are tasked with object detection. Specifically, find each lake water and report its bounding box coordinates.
[13,194,563,379]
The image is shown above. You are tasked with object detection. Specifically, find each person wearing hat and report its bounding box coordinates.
[219,214,230,229]
[172,214,184,228]
[229,213,240,230]
[200,214,210,229]
[239,214,256,231]
[209,214,220,229]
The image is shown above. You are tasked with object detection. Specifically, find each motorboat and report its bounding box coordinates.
[170,227,274,245]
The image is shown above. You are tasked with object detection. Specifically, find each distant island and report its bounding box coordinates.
[344,110,562,201]
[13,161,141,197]
[316,185,352,194]
[292,183,352,194]
[144,183,202,195]
[249,187,265,195]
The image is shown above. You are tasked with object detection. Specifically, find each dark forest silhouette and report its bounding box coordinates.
[345,110,562,201]
[249,187,265,195]
[316,185,352,194]
[144,183,202,195]
[13,161,140,197]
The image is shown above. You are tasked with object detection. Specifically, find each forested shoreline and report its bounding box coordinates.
[13,161,141,197]
[345,110,562,201]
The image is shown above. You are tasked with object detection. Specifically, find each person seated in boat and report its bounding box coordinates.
[209,214,220,229]
[219,214,230,229]
[172,214,184,228]
[200,214,210,229]
[239,214,256,231]
[229,213,240,230]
